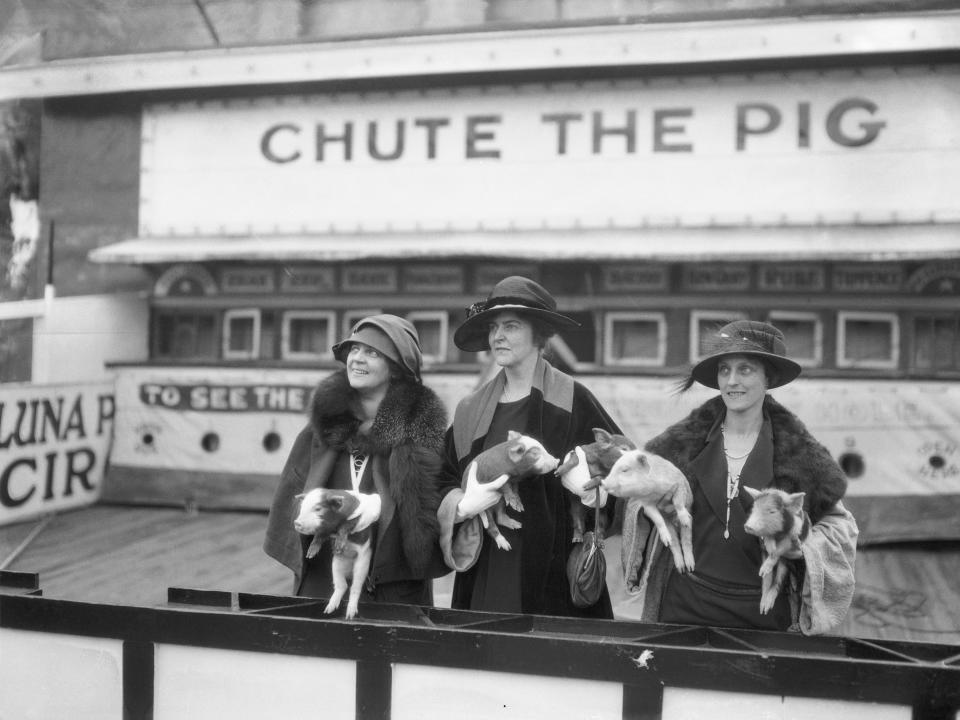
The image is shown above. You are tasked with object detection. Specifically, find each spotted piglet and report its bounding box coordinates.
[743,486,807,614]
[293,488,379,619]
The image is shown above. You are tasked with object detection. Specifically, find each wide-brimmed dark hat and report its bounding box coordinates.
[453,276,579,352]
[332,314,423,380]
[689,320,802,390]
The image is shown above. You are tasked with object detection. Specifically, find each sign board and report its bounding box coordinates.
[139,68,960,236]
[0,382,114,526]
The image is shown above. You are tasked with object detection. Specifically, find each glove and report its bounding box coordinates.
[456,461,511,521]
[580,483,609,509]
[347,491,382,533]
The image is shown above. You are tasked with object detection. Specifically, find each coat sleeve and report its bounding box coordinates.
[794,499,859,635]
[262,426,314,582]
[436,425,483,572]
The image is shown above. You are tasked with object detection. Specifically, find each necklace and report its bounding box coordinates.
[350,452,368,492]
[724,470,739,539]
[720,423,754,539]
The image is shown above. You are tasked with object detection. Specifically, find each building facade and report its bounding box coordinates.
[2,3,960,542]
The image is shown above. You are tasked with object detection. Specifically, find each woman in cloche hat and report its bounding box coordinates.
[264,314,449,609]
[620,319,859,634]
[436,276,624,618]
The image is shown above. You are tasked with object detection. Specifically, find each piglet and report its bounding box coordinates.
[590,449,694,573]
[294,487,379,619]
[463,430,559,551]
[556,428,635,542]
[743,486,806,615]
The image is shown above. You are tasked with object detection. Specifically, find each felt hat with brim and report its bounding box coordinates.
[690,320,802,390]
[453,275,580,352]
[332,314,423,380]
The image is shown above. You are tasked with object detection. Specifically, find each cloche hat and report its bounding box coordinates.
[453,275,579,352]
[333,314,423,380]
[688,319,802,390]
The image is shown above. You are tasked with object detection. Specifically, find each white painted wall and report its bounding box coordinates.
[0,628,124,719]
[31,291,149,384]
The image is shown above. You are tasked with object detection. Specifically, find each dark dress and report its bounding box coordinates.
[465,398,528,613]
[659,418,793,630]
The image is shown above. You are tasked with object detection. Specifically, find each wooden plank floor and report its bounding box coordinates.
[2,504,958,645]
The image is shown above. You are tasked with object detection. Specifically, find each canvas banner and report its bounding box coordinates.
[0,381,115,526]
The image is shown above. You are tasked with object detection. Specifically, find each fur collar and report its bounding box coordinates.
[310,370,446,455]
[645,394,846,523]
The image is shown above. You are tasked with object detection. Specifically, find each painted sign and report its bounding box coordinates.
[0,382,114,526]
[139,68,960,235]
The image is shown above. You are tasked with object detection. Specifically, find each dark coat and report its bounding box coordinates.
[263,370,449,590]
[619,393,858,633]
[437,360,620,618]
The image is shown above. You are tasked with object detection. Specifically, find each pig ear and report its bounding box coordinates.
[507,430,522,441]
[787,492,806,512]
[592,428,612,446]
[743,486,762,499]
[637,452,649,468]
[508,442,525,461]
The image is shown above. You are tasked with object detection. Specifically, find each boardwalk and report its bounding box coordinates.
[2,503,958,644]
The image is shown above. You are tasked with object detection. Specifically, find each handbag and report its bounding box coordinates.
[567,497,606,608]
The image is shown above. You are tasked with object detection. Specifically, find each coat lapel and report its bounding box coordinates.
[688,428,729,527]
[303,436,338,492]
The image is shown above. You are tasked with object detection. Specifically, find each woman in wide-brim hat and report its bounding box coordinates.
[619,319,859,634]
[264,314,450,611]
[435,276,624,619]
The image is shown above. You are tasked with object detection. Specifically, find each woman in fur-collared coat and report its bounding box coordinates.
[619,320,858,635]
[263,314,449,605]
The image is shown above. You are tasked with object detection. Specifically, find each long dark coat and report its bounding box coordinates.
[437,358,621,618]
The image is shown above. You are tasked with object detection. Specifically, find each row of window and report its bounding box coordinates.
[154,306,960,374]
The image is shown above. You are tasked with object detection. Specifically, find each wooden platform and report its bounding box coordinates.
[2,503,958,644]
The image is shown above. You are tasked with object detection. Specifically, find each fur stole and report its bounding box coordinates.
[310,370,448,574]
[645,394,846,523]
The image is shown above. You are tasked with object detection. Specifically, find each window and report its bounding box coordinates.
[407,311,449,364]
[342,309,382,339]
[153,311,217,360]
[837,311,899,369]
[912,314,960,372]
[689,310,748,364]
[604,312,666,367]
[223,309,261,361]
[282,311,335,361]
[767,311,823,367]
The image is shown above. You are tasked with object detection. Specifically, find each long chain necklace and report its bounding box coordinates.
[724,469,740,540]
[721,424,755,539]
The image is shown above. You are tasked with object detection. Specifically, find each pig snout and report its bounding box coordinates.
[743,505,782,538]
[293,509,319,535]
[294,490,323,534]
[536,452,559,475]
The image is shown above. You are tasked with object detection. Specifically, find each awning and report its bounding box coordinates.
[88,224,960,265]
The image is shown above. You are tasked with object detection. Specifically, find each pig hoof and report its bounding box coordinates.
[323,600,339,614]
[506,497,524,513]
[499,517,522,530]
[572,533,583,544]
[345,605,359,620]
[494,535,512,551]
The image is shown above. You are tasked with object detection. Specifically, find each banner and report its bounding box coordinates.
[0,382,114,526]
[139,67,960,235]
